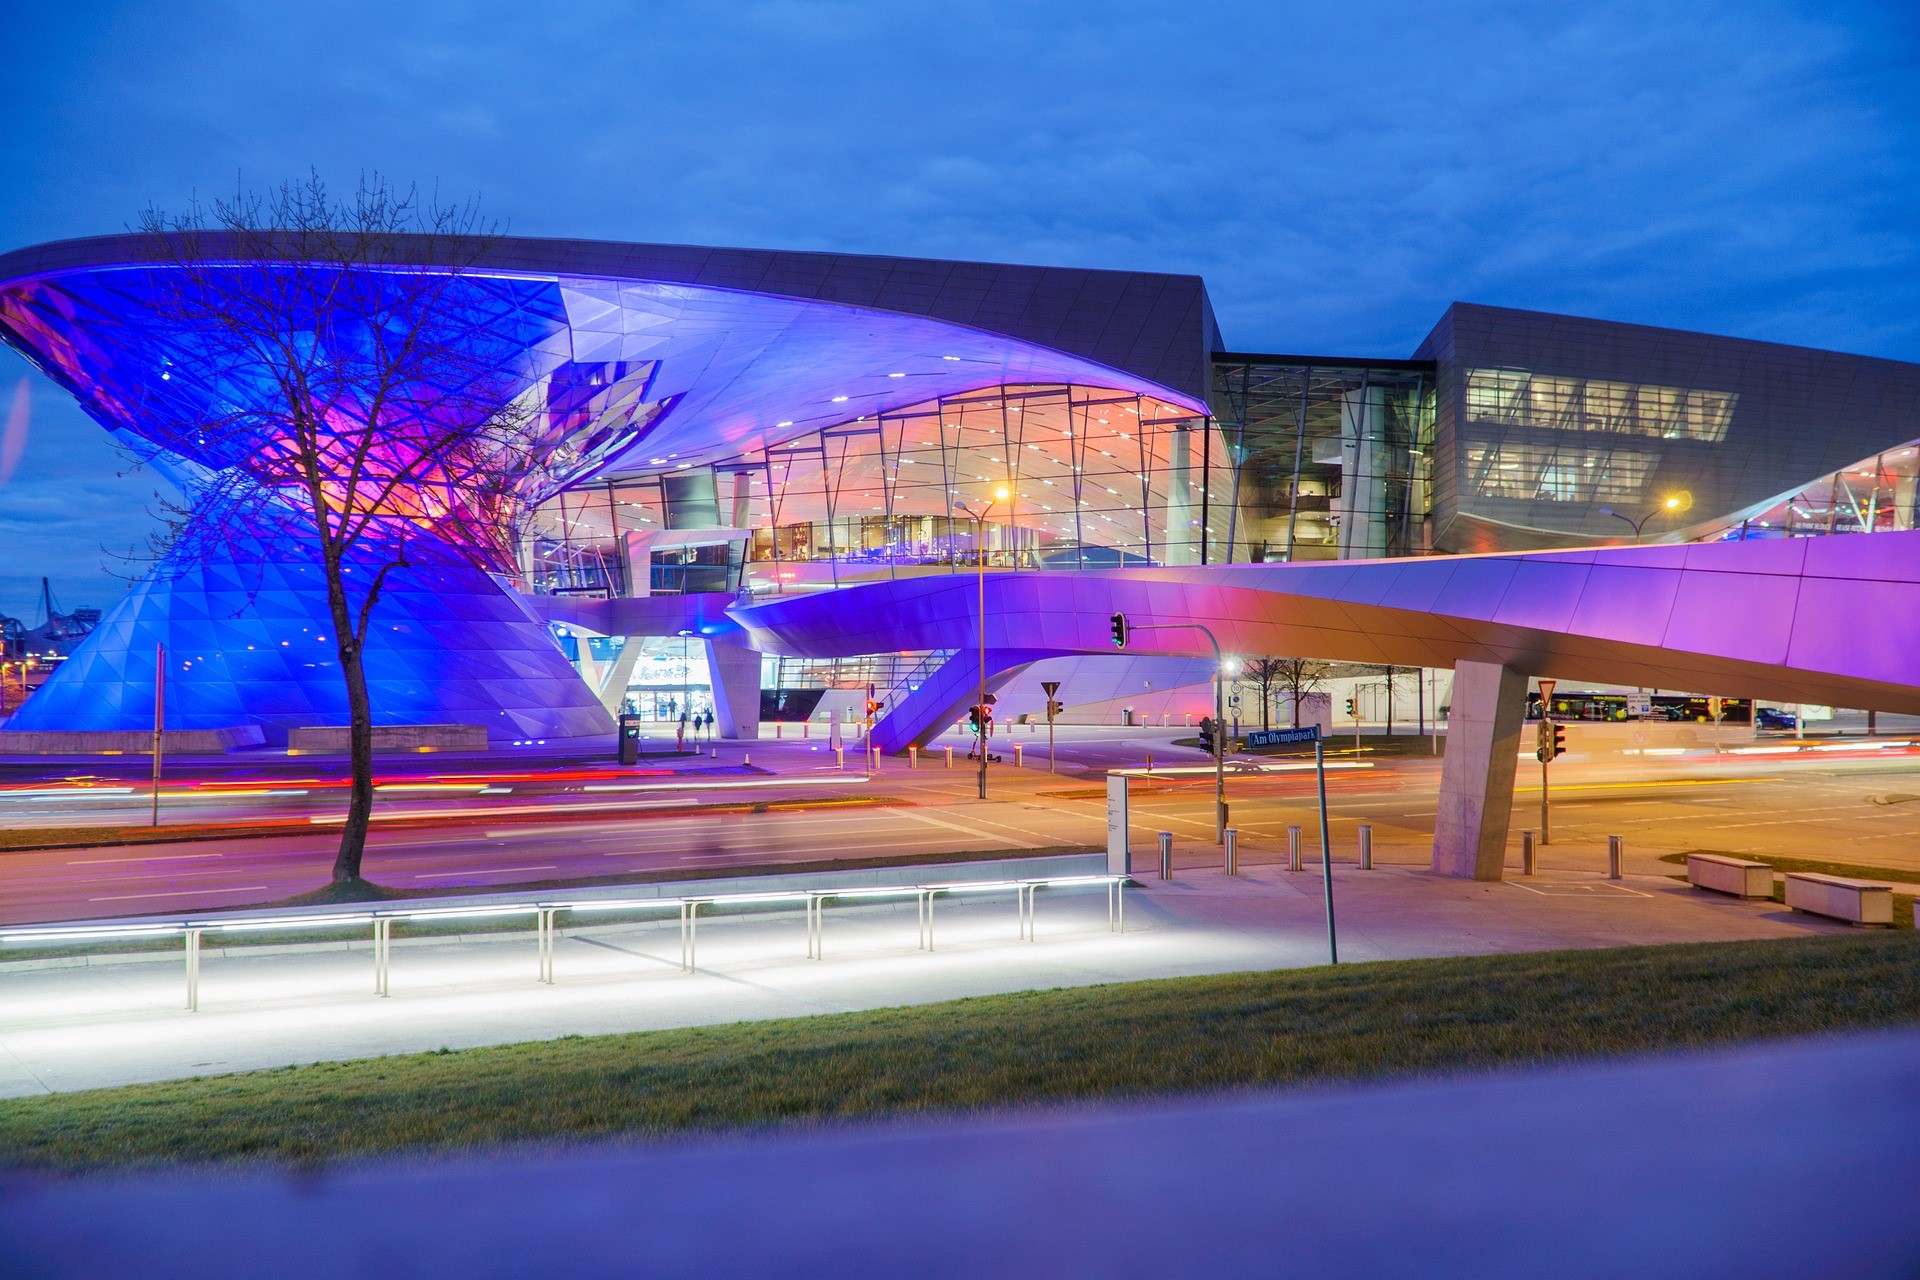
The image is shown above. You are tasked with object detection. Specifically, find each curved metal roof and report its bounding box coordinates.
[0,234,1218,483]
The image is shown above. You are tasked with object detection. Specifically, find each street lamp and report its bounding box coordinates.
[1599,494,1687,542]
[954,485,1010,800]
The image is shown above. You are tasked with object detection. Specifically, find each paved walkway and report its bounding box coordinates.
[0,862,1851,1097]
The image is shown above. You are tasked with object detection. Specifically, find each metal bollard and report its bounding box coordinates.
[1145,753,1153,774]
[1158,831,1173,880]
[743,753,750,767]
[775,723,782,739]
[1521,829,1536,875]
[1224,827,1238,876]
[1358,823,1373,870]
[835,747,845,769]
[945,745,954,769]
[909,745,918,769]
[1014,743,1023,767]
[1287,824,1303,872]
[1608,834,1624,880]
[803,722,810,739]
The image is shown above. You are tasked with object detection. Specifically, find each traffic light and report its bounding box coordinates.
[865,699,881,717]
[1345,697,1356,718]
[1536,721,1567,762]
[967,704,982,731]
[1046,700,1065,718]
[1109,612,1128,649]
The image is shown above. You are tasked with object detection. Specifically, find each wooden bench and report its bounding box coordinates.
[1686,853,1774,899]
[1784,873,1893,927]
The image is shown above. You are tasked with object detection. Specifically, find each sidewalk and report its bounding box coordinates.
[0,860,1849,1098]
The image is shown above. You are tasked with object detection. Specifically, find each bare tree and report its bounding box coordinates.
[131,175,542,894]
[1239,657,1290,730]
[1274,657,1336,728]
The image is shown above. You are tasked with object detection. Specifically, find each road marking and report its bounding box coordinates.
[894,807,1031,846]
[89,886,268,902]
[411,866,557,878]
[67,852,227,866]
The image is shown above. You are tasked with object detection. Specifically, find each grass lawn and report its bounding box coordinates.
[2,931,1916,1172]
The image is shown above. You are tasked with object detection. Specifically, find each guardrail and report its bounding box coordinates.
[2,873,1130,1012]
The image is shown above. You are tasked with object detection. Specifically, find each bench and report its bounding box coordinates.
[1783,873,1893,927]
[1686,853,1774,899]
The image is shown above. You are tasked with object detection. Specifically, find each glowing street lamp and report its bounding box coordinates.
[1600,493,1689,542]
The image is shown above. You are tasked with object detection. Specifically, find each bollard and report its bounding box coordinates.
[744,753,750,767]
[775,723,782,739]
[909,745,918,769]
[1224,827,1238,876]
[1014,743,1023,768]
[1158,831,1173,880]
[1358,823,1373,870]
[803,722,810,739]
[1608,834,1624,880]
[835,746,845,770]
[1145,753,1153,774]
[1287,824,1303,872]
[1521,829,1536,876]
[945,745,954,769]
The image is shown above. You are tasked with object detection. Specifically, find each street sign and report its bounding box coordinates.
[1244,726,1322,749]
[1040,680,1060,697]
[1538,678,1557,703]
[1106,774,1131,875]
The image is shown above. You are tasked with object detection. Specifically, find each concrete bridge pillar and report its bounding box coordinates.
[1431,660,1529,880]
[704,638,763,741]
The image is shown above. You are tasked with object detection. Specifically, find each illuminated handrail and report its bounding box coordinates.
[0,871,1130,1012]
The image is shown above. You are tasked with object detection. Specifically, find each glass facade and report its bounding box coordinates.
[519,381,1234,596]
[1208,357,1436,562]
[518,362,1443,596]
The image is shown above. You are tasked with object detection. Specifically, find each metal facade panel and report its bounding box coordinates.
[1421,302,1920,554]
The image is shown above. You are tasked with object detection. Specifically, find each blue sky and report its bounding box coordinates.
[1,0,1915,614]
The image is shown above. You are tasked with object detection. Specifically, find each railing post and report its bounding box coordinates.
[185,927,200,1012]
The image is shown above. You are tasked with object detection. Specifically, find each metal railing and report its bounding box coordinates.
[3,873,1130,1012]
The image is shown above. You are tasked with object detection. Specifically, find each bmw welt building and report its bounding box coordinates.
[4,233,1919,877]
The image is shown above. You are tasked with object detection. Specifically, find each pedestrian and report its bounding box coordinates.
[677,709,689,751]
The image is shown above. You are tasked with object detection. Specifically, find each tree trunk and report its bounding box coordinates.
[1385,666,1394,737]
[324,565,375,886]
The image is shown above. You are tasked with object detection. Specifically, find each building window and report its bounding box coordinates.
[1466,369,1735,442]
[1466,442,1656,503]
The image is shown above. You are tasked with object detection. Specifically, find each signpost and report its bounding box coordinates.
[1536,679,1560,845]
[1314,729,1336,965]
[1041,679,1061,774]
